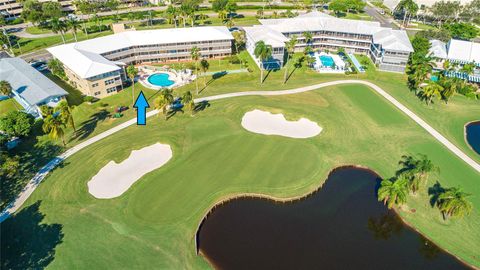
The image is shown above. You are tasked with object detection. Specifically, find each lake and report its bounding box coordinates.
[197,167,469,270]
[466,121,480,155]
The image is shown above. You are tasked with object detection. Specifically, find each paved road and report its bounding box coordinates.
[1,79,479,223]
[364,2,398,29]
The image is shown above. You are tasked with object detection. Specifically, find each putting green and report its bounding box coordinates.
[3,84,479,269]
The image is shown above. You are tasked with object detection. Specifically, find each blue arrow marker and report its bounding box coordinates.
[133,91,150,125]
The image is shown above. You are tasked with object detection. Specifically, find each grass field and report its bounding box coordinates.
[0,99,20,115]
[2,83,479,269]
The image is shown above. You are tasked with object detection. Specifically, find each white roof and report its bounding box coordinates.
[259,17,382,36]
[447,39,480,64]
[429,39,447,59]
[244,26,289,48]
[255,15,412,52]
[0,58,67,105]
[373,29,413,52]
[297,10,334,18]
[47,26,233,79]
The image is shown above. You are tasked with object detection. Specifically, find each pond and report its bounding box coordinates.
[197,167,469,270]
[466,121,480,155]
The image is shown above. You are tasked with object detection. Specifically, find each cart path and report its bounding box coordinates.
[1,79,479,222]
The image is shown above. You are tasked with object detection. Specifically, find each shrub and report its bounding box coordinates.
[0,111,34,138]
[85,24,110,34]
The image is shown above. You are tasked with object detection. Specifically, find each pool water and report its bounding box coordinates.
[431,75,439,82]
[147,73,175,87]
[320,55,334,67]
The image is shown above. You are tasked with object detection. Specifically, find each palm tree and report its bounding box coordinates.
[126,65,137,106]
[165,5,178,27]
[0,80,18,109]
[51,18,67,44]
[420,81,443,105]
[154,88,174,120]
[254,41,272,84]
[200,59,209,87]
[56,100,76,132]
[377,176,409,209]
[437,187,473,220]
[302,31,313,46]
[42,114,67,146]
[398,154,436,194]
[283,36,297,84]
[190,46,201,94]
[66,16,79,42]
[440,77,458,104]
[182,91,195,116]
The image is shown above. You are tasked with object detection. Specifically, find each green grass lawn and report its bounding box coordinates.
[0,99,20,116]
[13,30,113,55]
[3,83,479,269]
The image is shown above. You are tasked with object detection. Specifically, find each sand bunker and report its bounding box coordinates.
[241,109,322,138]
[87,143,172,199]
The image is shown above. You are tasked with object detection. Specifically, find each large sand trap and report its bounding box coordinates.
[241,109,322,138]
[87,143,172,199]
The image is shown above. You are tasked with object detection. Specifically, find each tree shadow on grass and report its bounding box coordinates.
[1,201,64,269]
[194,101,211,113]
[428,181,445,207]
[73,109,110,141]
[1,141,62,210]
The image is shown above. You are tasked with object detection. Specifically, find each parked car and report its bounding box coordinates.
[30,61,47,71]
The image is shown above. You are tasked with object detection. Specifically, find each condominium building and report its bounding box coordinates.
[0,0,74,19]
[244,11,413,73]
[47,26,234,98]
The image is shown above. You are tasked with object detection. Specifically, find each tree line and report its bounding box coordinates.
[406,35,479,104]
[378,154,473,220]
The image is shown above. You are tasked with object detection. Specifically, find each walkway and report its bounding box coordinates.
[1,79,479,222]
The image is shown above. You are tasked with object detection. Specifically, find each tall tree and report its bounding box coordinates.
[302,31,313,46]
[190,46,201,94]
[126,65,138,106]
[283,36,297,84]
[419,81,443,105]
[377,176,409,209]
[42,115,67,146]
[437,187,473,220]
[50,18,67,44]
[48,59,66,79]
[154,88,174,120]
[42,1,63,20]
[56,100,76,132]
[182,91,195,116]
[200,59,210,87]
[66,17,80,42]
[254,41,272,84]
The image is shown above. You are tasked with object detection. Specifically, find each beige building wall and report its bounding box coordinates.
[64,65,123,99]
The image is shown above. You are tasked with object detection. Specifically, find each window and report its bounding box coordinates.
[105,79,115,85]
[92,83,99,87]
[94,91,101,96]
[106,87,117,93]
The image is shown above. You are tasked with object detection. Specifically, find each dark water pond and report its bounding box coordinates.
[197,167,470,270]
[466,121,480,155]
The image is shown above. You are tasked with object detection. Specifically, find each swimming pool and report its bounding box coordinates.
[319,55,335,67]
[147,73,175,87]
